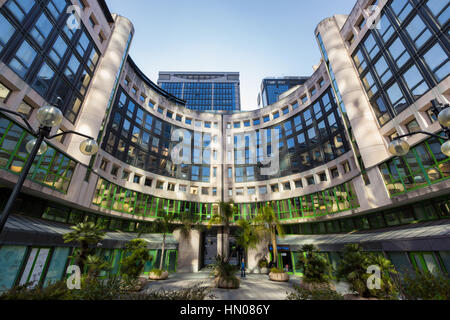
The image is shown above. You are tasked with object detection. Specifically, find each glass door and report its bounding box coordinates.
[409,252,440,274]
[165,250,178,273]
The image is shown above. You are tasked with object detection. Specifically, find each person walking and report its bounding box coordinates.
[240,258,246,278]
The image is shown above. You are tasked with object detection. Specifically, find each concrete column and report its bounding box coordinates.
[316,16,390,168]
[67,15,134,166]
[247,235,270,274]
[173,229,201,273]
[216,227,229,259]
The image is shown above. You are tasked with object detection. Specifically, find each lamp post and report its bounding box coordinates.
[0,102,99,233]
[388,99,450,157]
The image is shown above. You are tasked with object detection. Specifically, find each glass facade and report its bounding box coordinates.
[0,0,100,124]
[260,78,308,107]
[160,82,238,112]
[352,0,449,126]
[0,115,76,193]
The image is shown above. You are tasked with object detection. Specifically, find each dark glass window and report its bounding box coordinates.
[386,82,407,114]
[426,0,449,25]
[405,15,432,49]
[30,12,52,47]
[388,37,410,68]
[5,0,35,22]
[33,62,55,96]
[0,13,15,52]
[402,64,429,98]
[423,42,450,82]
[49,35,68,66]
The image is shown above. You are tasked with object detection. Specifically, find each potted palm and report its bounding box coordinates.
[254,202,288,282]
[149,213,174,280]
[120,239,152,290]
[211,255,240,289]
[63,222,106,274]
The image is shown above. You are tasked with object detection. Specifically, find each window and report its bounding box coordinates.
[330,167,339,178]
[295,179,303,188]
[386,82,407,114]
[9,40,37,78]
[318,172,327,182]
[202,187,209,195]
[253,119,260,125]
[406,119,420,133]
[133,175,141,184]
[76,32,90,57]
[362,71,378,98]
[33,62,55,96]
[49,36,68,66]
[0,82,11,103]
[374,56,392,84]
[156,181,164,189]
[204,121,211,128]
[353,49,367,74]
[228,188,233,196]
[5,0,35,22]
[423,42,449,82]
[168,183,175,191]
[271,184,279,193]
[30,13,52,47]
[100,158,108,171]
[144,178,152,187]
[426,0,449,25]
[342,160,351,173]
[306,176,315,185]
[283,182,291,190]
[110,165,119,177]
[273,112,279,119]
[402,65,429,99]
[248,187,255,195]
[426,107,438,123]
[190,186,198,195]
[357,17,366,30]
[363,34,379,60]
[244,120,250,127]
[259,186,267,194]
[185,118,192,125]
[263,115,270,123]
[388,38,410,69]
[166,111,172,119]
[122,170,130,180]
[406,15,431,49]
[47,0,67,19]
[236,188,243,196]
[390,0,413,23]
[65,54,81,81]
[372,96,391,125]
[179,185,187,193]
[17,100,33,119]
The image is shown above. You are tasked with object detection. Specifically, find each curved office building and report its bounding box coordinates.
[0,0,449,289]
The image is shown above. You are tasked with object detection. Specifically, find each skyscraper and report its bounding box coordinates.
[258,76,309,108]
[158,72,241,112]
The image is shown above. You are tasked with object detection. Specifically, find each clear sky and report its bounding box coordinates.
[105,0,357,111]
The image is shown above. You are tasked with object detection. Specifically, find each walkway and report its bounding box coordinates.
[142,272,351,300]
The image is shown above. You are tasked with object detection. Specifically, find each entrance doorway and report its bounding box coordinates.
[203,231,217,267]
[269,245,293,272]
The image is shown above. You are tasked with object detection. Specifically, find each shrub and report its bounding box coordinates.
[286,285,344,300]
[270,267,285,273]
[121,283,215,300]
[258,259,268,268]
[211,255,240,288]
[296,244,331,284]
[120,239,152,280]
[394,269,450,300]
[0,282,69,300]
[150,269,163,276]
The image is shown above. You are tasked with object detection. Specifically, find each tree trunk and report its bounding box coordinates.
[159,233,166,270]
[78,241,89,274]
[271,229,279,269]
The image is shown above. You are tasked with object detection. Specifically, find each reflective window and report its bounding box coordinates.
[372,95,391,125]
[402,64,429,98]
[30,12,52,46]
[386,82,407,114]
[363,33,379,60]
[423,42,450,82]
[0,13,15,52]
[362,71,378,98]
[9,40,37,78]
[390,0,413,23]
[33,62,55,96]
[64,54,80,81]
[76,31,90,57]
[47,0,67,19]
[406,15,432,49]
[374,56,392,84]
[5,0,35,22]
[388,37,410,68]
[377,14,395,43]
[426,0,449,25]
[49,35,68,66]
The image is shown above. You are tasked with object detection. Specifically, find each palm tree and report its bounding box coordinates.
[235,219,260,261]
[86,255,110,279]
[254,202,284,269]
[152,213,175,271]
[177,210,198,241]
[63,222,106,273]
[207,200,237,261]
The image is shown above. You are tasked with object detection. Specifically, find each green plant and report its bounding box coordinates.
[86,255,110,279]
[258,258,268,268]
[211,255,240,288]
[286,284,344,300]
[336,244,398,299]
[63,222,106,273]
[254,202,284,269]
[296,244,331,284]
[120,239,152,280]
[150,269,163,276]
[235,219,260,258]
[120,283,216,300]
[393,269,450,300]
[152,213,175,271]
[0,281,70,300]
[270,267,285,273]
[208,201,237,261]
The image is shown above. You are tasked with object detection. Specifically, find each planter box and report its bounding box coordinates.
[269,272,289,282]
[149,271,169,280]
[215,276,240,289]
[259,267,269,274]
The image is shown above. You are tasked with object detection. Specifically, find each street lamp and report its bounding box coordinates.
[388,99,450,157]
[0,101,98,233]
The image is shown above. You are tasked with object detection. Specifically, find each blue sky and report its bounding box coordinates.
[105,0,357,110]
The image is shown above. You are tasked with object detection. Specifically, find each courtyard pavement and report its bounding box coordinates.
[142,271,352,300]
